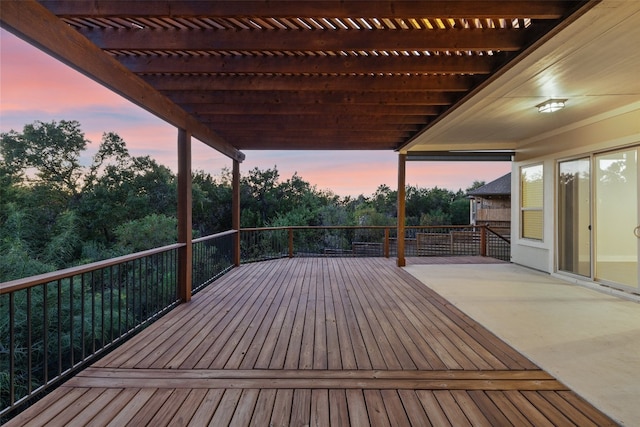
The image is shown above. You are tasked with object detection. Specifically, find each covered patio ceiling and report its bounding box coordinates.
[0,1,596,163]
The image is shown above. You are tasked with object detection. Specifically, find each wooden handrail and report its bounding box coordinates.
[0,243,185,293]
[192,229,237,244]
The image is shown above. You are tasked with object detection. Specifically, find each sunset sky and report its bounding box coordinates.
[0,29,510,197]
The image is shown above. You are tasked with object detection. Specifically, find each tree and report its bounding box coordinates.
[0,120,88,196]
[241,167,280,226]
[78,133,176,245]
[466,180,486,193]
[114,214,178,253]
[192,170,232,234]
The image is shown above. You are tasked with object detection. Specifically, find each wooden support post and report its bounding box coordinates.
[397,153,406,267]
[177,129,192,302]
[232,159,241,267]
[384,228,390,258]
[480,226,487,257]
[288,228,294,258]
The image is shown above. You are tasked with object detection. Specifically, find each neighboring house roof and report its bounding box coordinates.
[468,173,511,197]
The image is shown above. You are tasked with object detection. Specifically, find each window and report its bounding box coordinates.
[521,164,543,240]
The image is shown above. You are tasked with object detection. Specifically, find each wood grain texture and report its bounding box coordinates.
[5,258,616,426]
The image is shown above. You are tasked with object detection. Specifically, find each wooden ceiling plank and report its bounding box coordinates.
[119,54,496,74]
[39,1,570,19]
[165,90,454,105]
[0,0,244,162]
[79,27,525,52]
[141,74,476,92]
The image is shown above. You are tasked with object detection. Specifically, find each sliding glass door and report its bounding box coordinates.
[558,147,639,291]
[558,158,591,277]
[594,147,639,290]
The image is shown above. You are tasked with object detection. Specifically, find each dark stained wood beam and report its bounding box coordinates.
[218,129,412,140]
[201,114,427,126]
[39,1,571,19]
[397,153,406,267]
[211,119,421,136]
[141,74,476,92]
[119,54,497,74]
[165,90,454,105]
[177,128,192,302]
[231,136,403,150]
[0,0,245,162]
[80,27,525,52]
[185,104,441,116]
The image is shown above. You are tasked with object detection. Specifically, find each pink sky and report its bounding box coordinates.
[0,29,510,197]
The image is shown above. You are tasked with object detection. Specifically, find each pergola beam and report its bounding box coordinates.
[230,138,404,150]
[0,0,244,163]
[202,115,425,128]
[218,129,413,139]
[186,104,441,116]
[80,27,524,52]
[142,74,476,92]
[118,54,497,75]
[407,151,515,161]
[209,123,421,133]
[164,90,454,106]
[39,1,569,19]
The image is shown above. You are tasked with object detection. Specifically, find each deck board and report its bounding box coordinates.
[6,258,618,426]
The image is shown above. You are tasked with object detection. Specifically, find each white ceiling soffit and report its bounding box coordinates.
[403,0,640,153]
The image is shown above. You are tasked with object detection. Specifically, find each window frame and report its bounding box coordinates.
[520,163,544,241]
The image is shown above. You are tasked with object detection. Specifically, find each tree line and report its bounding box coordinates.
[0,120,482,282]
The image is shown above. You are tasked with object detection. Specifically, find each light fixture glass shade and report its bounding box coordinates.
[536,99,567,113]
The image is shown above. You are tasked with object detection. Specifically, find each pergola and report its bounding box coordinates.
[0,0,595,298]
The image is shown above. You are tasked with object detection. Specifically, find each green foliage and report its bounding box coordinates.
[0,120,87,195]
[450,198,471,225]
[0,119,487,281]
[114,214,178,252]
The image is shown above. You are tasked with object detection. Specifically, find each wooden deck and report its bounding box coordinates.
[7,258,616,426]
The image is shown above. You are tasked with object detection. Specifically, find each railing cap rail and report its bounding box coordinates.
[0,243,185,293]
[192,229,237,243]
[240,225,485,232]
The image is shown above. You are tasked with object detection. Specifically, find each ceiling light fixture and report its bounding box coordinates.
[536,98,567,113]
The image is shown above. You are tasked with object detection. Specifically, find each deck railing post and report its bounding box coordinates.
[288,227,294,258]
[384,228,390,258]
[177,128,192,302]
[480,225,487,257]
[397,153,407,267]
[232,160,241,266]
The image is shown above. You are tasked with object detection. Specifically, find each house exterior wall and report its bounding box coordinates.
[511,102,640,273]
[476,198,510,222]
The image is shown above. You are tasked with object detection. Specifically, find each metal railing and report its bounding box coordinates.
[0,244,183,418]
[240,225,510,263]
[1,225,509,419]
[192,230,236,294]
[402,225,510,261]
[240,226,393,261]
